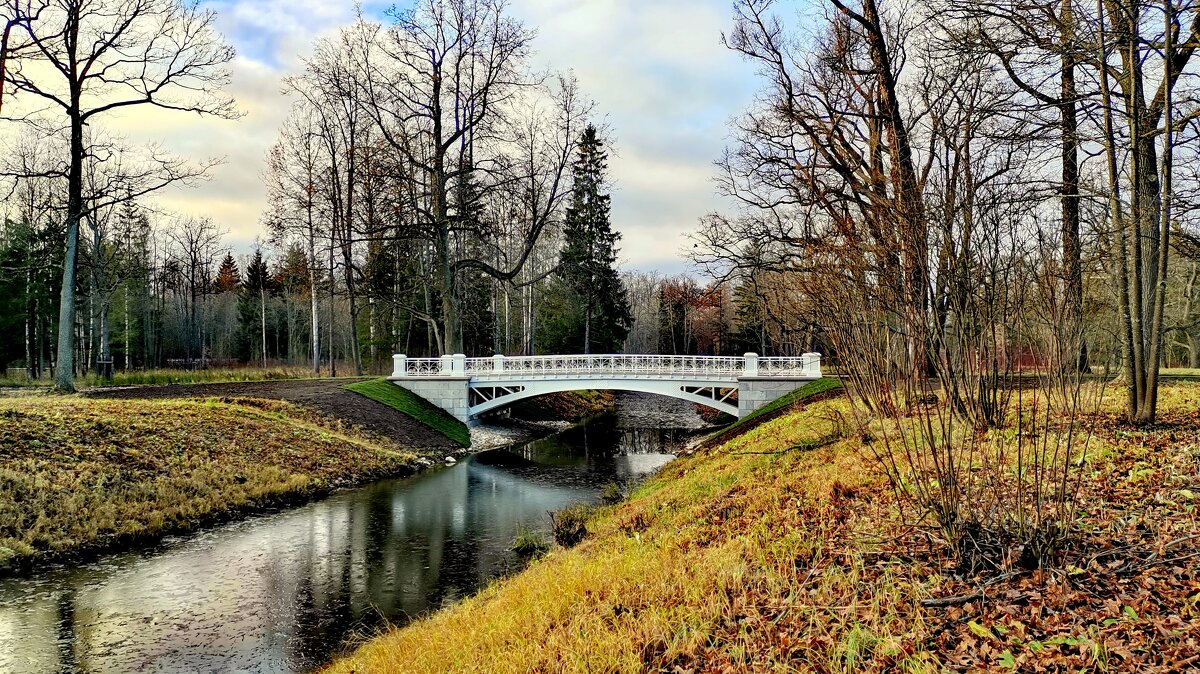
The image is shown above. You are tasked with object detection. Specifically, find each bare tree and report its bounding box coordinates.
[0,0,237,390]
[263,108,326,374]
[947,0,1090,369]
[359,0,543,354]
[705,0,1100,570]
[164,216,223,366]
[1094,0,1200,422]
[287,24,373,375]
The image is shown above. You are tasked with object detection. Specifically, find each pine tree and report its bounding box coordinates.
[557,125,631,354]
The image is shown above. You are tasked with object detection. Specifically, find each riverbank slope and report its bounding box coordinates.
[325,380,1200,673]
[0,386,619,577]
[0,396,419,575]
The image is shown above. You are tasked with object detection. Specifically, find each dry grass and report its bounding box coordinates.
[0,366,325,389]
[323,392,934,673]
[323,381,1200,673]
[0,396,416,573]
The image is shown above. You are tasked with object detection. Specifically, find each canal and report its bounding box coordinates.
[0,393,700,673]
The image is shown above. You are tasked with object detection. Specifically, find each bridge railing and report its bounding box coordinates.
[392,352,821,379]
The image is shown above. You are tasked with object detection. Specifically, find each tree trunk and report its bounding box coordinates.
[260,285,267,368]
[308,227,320,373]
[1059,0,1085,371]
[328,241,336,377]
[25,267,33,379]
[342,122,363,375]
[123,284,130,371]
[55,105,84,392]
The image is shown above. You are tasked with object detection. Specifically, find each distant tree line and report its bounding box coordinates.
[0,0,651,384]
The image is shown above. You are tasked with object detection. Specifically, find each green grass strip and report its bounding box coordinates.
[724,377,843,434]
[343,378,471,447]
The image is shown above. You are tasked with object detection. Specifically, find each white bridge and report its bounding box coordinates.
[389,352,821,426]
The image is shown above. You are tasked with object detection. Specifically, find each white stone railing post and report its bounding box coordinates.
[392,354,407,378]
[493,354,505,373]
[439,354,452,375]
[451,353,467,376]
[742,352,759,377]
[803,352,822,378]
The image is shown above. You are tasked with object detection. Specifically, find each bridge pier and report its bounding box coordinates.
[389,352,822,428]
[392,354,474,425]
[737,378,808,417]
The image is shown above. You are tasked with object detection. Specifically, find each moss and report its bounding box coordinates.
[343,378,471,447]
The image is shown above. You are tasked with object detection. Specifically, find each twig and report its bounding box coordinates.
[734,434,843,455]
[920,592,984,608]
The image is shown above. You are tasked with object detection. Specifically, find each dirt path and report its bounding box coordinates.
[87,378,459,451]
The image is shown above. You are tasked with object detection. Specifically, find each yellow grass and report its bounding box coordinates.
[324,381,1200,673]
[0,396,416,572]
[324,394,936,673]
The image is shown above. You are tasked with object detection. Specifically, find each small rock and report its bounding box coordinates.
[444,456,457,464]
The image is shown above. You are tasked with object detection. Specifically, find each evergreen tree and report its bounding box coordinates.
[555,125,631,354]
[238,249,274,365]
[214,253,241,294]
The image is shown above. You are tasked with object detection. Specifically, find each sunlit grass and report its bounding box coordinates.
[323,379,1200,672]
[717,376,842,438]
[322,384,928,673]
[0,396,416,572]
[0,366,330,389]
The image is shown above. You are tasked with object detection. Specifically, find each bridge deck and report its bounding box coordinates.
[392,353,820,380]
[388,353,822,425]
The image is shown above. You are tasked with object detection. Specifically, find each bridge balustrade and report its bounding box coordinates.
[391,353,820,379]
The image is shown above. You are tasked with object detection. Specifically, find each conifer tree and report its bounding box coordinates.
[238,249,274,366]
[557,125,631,354]
[214,253,241,294]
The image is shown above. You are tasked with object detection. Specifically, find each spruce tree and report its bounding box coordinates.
[238,249,274,366]
[214,253,241,294]
[557,125,631,354]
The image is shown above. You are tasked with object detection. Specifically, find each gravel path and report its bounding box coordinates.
[86,378,461,451]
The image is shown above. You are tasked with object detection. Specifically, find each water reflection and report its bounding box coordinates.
[0,393,695,673]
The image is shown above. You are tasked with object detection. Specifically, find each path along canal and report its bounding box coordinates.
[0,393,700,673]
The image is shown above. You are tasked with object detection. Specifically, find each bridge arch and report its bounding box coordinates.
[468,379,739,418]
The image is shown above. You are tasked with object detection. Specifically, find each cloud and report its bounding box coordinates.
[100,0,757,273]
[507,0,758,273]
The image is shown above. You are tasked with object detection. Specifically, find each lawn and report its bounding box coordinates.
[0,366,329,389]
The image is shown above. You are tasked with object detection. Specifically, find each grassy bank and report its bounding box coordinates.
[324,382,1200,673]
[0,366,326,389]
[343,378,471,447]
[0,396,416,574]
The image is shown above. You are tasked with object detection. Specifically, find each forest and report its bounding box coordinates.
[0,0,1198,416]
[0,0,798,390]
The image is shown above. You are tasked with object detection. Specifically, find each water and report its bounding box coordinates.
[0,393,699,674]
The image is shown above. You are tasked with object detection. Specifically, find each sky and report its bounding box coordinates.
[106,0,764,275]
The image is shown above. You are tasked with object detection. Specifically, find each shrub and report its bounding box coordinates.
[549,502,593,548]
[509,524,550,558]
[598,482,624,505]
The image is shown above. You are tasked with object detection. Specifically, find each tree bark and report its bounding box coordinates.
[55,99,83,391]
